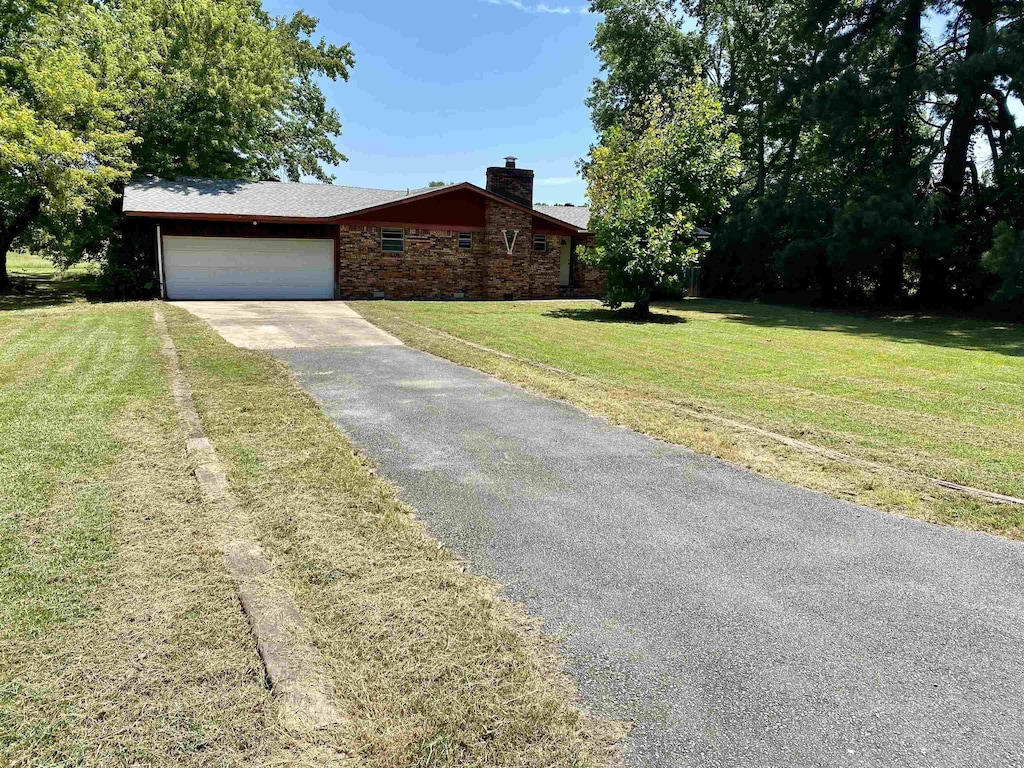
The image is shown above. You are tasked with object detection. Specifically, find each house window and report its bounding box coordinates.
[458,232,473,250]
[381,227,405,253]
[533,234,547,251]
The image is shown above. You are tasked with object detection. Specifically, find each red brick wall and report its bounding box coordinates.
[337,197,572,300]
[337,225,485,299]
[479,200,569,299]
[572,234,606,297]
[481,199,554,299]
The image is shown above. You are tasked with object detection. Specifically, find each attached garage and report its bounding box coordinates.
[162,236,335,300]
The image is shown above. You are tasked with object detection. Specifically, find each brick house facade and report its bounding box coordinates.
[123,158,604,301]
[331,159,602,300]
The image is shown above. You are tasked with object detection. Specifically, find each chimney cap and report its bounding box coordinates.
[504,156,517,168]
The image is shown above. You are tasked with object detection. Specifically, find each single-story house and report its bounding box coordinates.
[122,157,604,301]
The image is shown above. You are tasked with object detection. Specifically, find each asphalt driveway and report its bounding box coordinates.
[180,301,1024,767]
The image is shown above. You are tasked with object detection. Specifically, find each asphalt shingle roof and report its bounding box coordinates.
[534,204,591,231]
[123,177,606,233]
[122,178,429,219]
[534,203,711,237]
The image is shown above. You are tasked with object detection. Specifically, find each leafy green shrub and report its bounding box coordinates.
[982,222,1024,315]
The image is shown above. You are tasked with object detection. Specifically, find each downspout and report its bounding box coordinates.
[155,223,166,299]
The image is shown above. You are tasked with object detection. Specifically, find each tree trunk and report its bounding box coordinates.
[879,0,924,306]
[0,194,44,293]
[878,245,903,306]
[777,51,821,202]
[0,241,11,294]
[817,251,837,306]
[921,0,993,305]
[631,297,651,317]
[938,0,991,208]
[756,101,766,198]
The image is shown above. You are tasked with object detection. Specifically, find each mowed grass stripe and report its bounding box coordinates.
[482,305,1019,417]
[0,301,289,763]
[356,299,1024,538]
[405,303,1022,429]
[0,309,149,634]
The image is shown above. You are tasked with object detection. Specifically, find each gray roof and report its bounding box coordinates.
[122,178,430,219]
[535,204,591,231]
[534,204,709,237]
[123,177,612,233]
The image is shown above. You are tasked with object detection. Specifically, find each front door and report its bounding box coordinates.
[559,237,571,287]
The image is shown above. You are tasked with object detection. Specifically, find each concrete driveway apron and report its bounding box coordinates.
[171,300,402,349]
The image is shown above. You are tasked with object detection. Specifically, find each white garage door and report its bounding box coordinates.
[163,236,334,300]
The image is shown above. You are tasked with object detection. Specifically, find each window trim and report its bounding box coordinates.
[381,227,405,253]
[457,231,473,250]
[532,233,547,252]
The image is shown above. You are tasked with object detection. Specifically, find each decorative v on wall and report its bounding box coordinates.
[501,229,518,255]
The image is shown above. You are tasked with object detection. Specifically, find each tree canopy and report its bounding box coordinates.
[584,0,738,315]
[0,0,134,288]
[588,0,1024,315]
[0,0,353,292]
[583,80,740,315]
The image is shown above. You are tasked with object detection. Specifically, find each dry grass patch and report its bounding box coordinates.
[0,302,297,765]
[163,305,623,768]
[355,300,1024,541]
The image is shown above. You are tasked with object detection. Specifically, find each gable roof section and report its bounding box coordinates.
[123,178,585,232]
[337,182,580,233]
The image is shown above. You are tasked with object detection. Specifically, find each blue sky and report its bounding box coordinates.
[263,0,603,204]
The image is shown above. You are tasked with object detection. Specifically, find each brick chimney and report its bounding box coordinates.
[485,156,534,209]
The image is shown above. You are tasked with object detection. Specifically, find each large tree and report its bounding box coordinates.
[119,0,353,183]
[0,0,133,291]
[593,0,1022,311]
[697,0,937,305]
[587,0,707,140]
[0,0,354,292]
[583,79,740,316]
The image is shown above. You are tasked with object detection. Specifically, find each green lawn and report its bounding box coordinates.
[356,299,1024,540]
[1,263,618,765]
[1,252,98,312]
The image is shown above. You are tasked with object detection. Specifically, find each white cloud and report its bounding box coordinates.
[537,176,577,186]
[483,0,577,14]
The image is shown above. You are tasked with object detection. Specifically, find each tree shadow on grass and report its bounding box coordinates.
[0,270,102,312]
[543,307,686,325]
[670,298,1024,357]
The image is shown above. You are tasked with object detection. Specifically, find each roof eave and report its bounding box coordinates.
[123,210,337,224]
